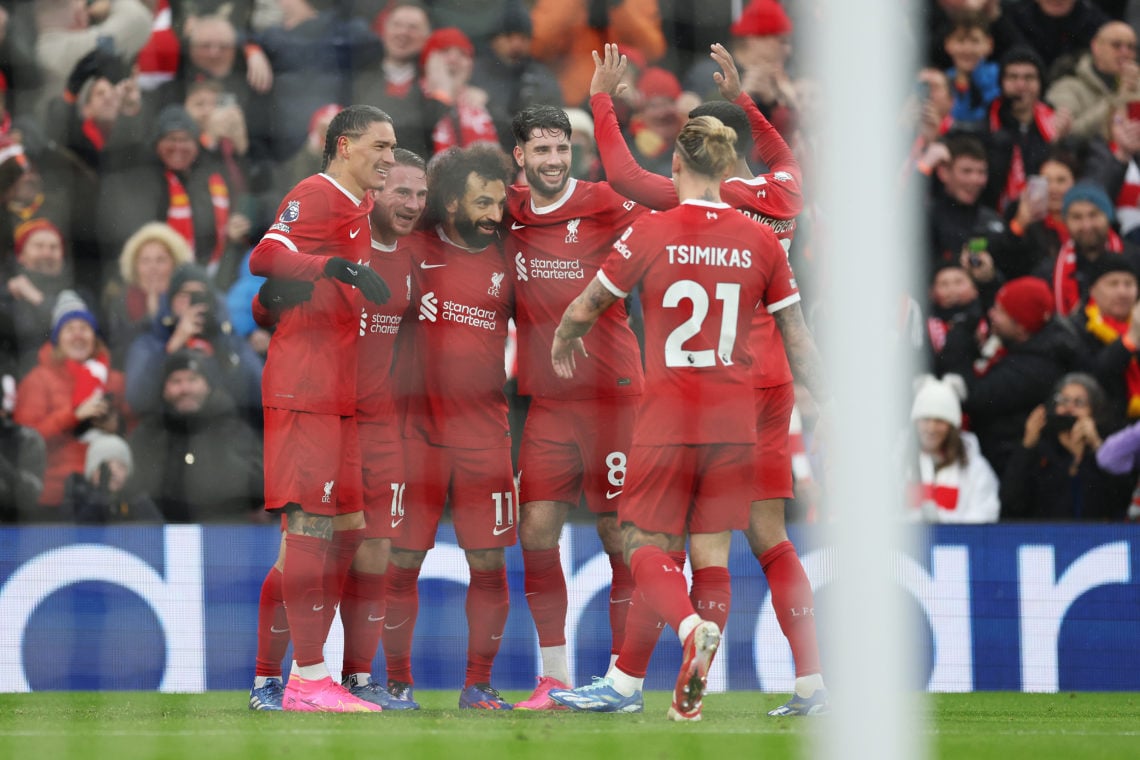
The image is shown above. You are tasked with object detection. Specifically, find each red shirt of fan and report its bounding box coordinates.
[401,227,513,449]
[506,179,647,399]
[250,174,373,415]
[598,201,800,445]
[356,237,412,426]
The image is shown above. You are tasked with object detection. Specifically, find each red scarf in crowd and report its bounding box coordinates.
[908,453,962,514]
[989,99,1056,211]
[1084,302,1140,418]
[1053,231,1125,315]
[165,169,230,265]
[64,352,110,410]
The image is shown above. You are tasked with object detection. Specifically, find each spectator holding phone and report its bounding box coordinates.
[124,263,262,424]
[1000,372,1132,520]
[999,147,1077,279]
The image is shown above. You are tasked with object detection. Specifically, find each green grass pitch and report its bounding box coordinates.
[0,692,1136,759]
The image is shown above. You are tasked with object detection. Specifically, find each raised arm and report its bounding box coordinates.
[589,44,678,210]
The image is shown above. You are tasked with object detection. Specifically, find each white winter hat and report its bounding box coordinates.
[910,375,962,428]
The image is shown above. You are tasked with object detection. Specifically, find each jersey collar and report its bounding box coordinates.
[528,177,578,215]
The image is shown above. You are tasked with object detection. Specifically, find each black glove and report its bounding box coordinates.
[258,278,315,310]
[323,257,391,305]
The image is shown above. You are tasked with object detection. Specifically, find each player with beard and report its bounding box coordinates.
[379,144,519,710]
[246,105,394,713]
[589,43,828,716]
[505,101,652,710]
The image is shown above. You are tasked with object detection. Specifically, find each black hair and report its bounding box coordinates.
[321,105,393,171]
[688,100,754,159]
[512,104,572,146]
[423,144,514,228]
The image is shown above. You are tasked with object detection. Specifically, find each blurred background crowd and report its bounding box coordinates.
[0,0,1138,526]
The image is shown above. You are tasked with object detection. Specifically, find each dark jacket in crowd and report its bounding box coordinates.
[128,388,263,522]
[0,417,46,523]
[1000,434,1133,520]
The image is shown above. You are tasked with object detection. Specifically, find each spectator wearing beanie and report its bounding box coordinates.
[3,219,100,376]
[941,275,1079,475]
[128,349,262,522]
[96,104,235,277]
[1049,181,1140,316]
[625,66,685,178]
[13,291,127,510]
[61,432,162,523]
[1071,255,1140,422]
[905,374,1000,523]
[125,262,263,425]
[471,2,564,153]
[1001,371,1132,521]
[418,27,499,153]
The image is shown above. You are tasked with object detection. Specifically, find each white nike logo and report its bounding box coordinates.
[270,625,290,633]
[367,614,385,622]
[350,228,361,238]
[610,598,631,605]
[490,634,503,640]
[345,266,358,276]
[511,222,526,230]
[312,604,325,612]
[385,617,409,630]
[606,489,623,499]
[420,261,447,269]
[391,517,405,528]
[525,591,539,597]
[493,525,514,536]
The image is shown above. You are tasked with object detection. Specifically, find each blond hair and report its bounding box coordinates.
[118,222,193,285]
[674,115,738,179]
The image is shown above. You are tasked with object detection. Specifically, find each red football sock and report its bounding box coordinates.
[323,528,365,630]
[690,565,732,632]
[608,552,634,655]
[522,547,567,647]
[628,546,694,634]
[281,533,330,667]
[464,567,509,688]
[340,568,386,677]
[613,588,665,678]
[382,564,421,684]
[254,566,289,677]
[760,540,821,676]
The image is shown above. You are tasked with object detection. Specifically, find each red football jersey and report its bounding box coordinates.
[599,201,800,445]
[250,174,374,415]
[356,237,412,426]
[506,179,647,399]
[401,227,513,449]
[590,92,802,388]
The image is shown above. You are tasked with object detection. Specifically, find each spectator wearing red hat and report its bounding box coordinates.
[687,0,798,140]
[4,219,98,375]
[624,66,685,177]
[530,0,666,107]
[418,27,499,153]
[353,2,435,159]
[942,275,1081,475]
[13,289,126,511]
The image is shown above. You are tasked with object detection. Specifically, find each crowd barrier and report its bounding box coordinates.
[0,524,1136,692]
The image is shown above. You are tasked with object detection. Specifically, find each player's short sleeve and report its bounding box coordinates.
[598,223,650,296]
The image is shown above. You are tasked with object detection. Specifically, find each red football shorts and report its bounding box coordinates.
[359,421,407,540]
[518,395,639,513]
[396,436,517,551]
[620,443,752,536]
[263,408,363,516]
[753,382,795,501]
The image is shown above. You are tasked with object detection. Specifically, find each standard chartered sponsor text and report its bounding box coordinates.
[528,258,586,280]
[444,300,497,330]
[369,313,401,334]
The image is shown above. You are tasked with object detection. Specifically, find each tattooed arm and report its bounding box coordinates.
[551,277,621,378]
[771,302,828,403]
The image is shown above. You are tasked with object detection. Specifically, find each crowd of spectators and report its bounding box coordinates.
[0,0,1137,525]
